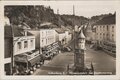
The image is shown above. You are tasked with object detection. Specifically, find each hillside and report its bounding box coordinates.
[5,5,89,29]
[61,15,89,26]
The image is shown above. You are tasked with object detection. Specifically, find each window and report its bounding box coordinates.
[30,40,33,47]
[17,42,22,50]
[42,39,44,42]
[46,39,47,44]
[24,41,28,48]
[112,34,114,41]
[103,26,104,28]
[112,34,114,37]
[107,25,109,31]
[103,33,105,39]
[102,26,104,31]
[112,26,114,32]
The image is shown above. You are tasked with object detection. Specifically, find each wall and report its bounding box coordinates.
[40,29,56,47]
[65,31,69,43]
[59,33,65,41]
[4,38,12,64]
[14,36,35,55]
[95,24,115,44]
[28,30,40,49]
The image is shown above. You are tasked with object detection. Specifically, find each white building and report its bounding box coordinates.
[28,28,61,59]
[93,14,116,54]
[28,29,56,49]
[54,26,72,45]
[54,28,66,44]
[60,26,72,44]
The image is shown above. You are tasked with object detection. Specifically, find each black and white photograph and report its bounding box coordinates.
[1,0,120,80]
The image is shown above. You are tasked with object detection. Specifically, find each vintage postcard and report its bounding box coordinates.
[0,0,120,80]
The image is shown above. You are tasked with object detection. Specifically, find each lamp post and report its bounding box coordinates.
[10,25,14,75]
[10,25,20,75]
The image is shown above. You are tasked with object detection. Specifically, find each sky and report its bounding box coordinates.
[41,1,117,18]
[2,1,118,18]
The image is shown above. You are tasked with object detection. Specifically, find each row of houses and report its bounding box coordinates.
[4,16,72,74]
[85,13,116,54]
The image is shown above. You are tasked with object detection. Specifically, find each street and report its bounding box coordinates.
[85,45,116,75]
[33,51,74,75]
[33,42,116,75]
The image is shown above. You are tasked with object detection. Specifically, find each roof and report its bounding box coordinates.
[94,14,115,25]
[40,22,52,26]
[39,22,58,29]
[78,30,85,39]
[5,25,33,38]
[54,28,65,33]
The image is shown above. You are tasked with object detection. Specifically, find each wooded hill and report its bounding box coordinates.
[4,5,89,29]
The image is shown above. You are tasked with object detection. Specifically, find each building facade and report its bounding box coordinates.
[28,29,56,48]
[54,28,66,45]
[4,16,35,74]
[40,29,56,47]
[28,29,60,59]
[93,14,116,54]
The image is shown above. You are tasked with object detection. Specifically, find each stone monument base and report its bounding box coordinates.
[66,63,94,75]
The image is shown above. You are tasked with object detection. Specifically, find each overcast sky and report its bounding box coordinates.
[41,1,117,18]
[3,1,118,18]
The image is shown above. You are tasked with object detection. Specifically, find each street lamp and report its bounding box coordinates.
[10,25,20,75]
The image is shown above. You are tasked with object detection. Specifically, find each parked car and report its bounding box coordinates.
[62,46,72,52]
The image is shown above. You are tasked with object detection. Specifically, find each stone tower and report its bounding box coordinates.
[74,29,86,72]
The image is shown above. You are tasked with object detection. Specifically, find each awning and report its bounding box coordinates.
[28,55,41,66]
[14,55,27,62]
